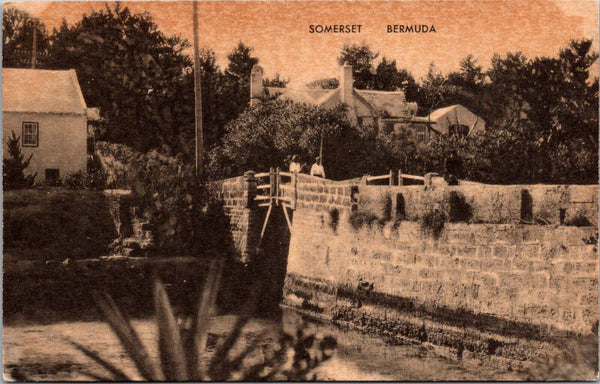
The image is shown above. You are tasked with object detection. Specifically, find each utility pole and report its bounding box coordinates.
[193,1,203,177]
[319,133,323,164]
[31,20,37,69]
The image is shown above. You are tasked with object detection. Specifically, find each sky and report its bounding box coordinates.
[7,0,599,88]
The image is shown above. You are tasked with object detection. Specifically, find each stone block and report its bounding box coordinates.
[549,276,568,290]
[480,258,503,270]
[579,245,598,261]
[540,245,569,261]
[515,244,540,259]
[573,261,598,277]
[494,245,510,257]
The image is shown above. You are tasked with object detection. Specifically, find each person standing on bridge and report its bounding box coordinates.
[289,154,302,173]
[310,156,326,178]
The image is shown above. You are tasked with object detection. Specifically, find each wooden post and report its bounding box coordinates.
[193,1,203,177]
[269,167,275,202]
[31,21,37,69]
[389,169,393,186]
[319,133,324,164]
[398,169,403,186]
[276,167,281,206]
[292,172,297,210]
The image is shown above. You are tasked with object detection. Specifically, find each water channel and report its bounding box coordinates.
[4,309,528,381]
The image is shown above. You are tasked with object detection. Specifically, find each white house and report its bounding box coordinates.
[3,68,90,183]
[417,104,486,137]
[250,63,419,128]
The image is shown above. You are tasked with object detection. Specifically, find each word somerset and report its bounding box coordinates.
[309,24,362,33]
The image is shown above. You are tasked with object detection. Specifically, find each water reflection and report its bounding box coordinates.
[276,309,526,381]
[4,308,527,381]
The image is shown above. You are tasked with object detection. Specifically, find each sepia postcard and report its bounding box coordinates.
[2,0,599,381]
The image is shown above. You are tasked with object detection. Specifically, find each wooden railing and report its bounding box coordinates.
[364,170,425,185]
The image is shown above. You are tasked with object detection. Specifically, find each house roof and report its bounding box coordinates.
[2,68,88,115]
[355,90,413,118]
[425,104,462,122]
[267,86,415,118]
[266,86,337,105]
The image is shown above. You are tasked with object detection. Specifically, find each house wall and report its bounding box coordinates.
[3,112,87,182]
[433,105,485,135]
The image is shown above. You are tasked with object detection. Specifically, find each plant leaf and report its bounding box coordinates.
[188,259,223,379]
[68,339,131,381]
[154,278,189,381]
[207,282,262,381]
[93,291,164,381]
[79,369,119,382]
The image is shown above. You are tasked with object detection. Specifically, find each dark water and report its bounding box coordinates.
[4,309,528,381]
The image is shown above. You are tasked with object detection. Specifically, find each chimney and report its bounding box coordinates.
[250,65,264,107]
[340,62,353,106]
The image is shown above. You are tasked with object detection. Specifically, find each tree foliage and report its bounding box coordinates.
[208,100,379,180]
[2,7,49,68]
[263,73,290,88]
[306,77,339,89]
[45,3,194,154]
[337,42,378,89]
[3,131,36,189]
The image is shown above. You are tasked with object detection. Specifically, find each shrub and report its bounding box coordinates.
[420,209,447,239]
[3,131,36,189]
[328,208,340,233]
[564,213,592,227]
[63,169,106,190]
[349,210,380,230]
[447,191,473,223]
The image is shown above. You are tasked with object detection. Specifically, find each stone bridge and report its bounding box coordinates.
[213,169,599,365]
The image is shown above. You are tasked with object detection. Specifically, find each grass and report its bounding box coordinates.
[3,188,117,261]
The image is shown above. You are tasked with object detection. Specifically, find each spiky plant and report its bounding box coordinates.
[68,260,337,381]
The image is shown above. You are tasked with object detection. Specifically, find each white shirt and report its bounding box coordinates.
[289,161,301,173]
[310,163,326,178]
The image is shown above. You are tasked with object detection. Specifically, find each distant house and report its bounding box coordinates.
[250,64,485,143]
[413,104,485,140]
[250,63,418,128]
[2,68,92,183]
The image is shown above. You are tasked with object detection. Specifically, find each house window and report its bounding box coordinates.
[416,126,426,142]
[22,122,39,147]
[449,124,469,137]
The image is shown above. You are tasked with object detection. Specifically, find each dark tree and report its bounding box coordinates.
[225,41,259,79]
[2,6,49,68]
[337,42,378,89]
[208,100,379,180]
[3,131,36,189]
[263,73,290,88]
[46,3,194,154]
[373,57,402,91]
[306,77,339,89]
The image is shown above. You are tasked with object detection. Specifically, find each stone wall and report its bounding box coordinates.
[282,181,598,361]
[212,173,259,263]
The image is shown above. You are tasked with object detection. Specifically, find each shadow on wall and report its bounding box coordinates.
[251,205,293,317]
